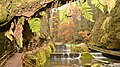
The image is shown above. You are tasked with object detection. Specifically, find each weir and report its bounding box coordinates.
[51,45,106,59]
[44,43,120,67]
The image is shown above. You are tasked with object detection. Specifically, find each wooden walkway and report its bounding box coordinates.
[4,53,24,67]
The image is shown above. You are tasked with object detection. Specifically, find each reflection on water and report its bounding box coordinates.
[44,58,81,67]
[44,57,120,67]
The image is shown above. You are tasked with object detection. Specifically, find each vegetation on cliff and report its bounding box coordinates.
[24,41,56,67]
[90,0,120,49]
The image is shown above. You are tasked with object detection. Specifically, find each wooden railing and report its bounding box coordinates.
[0,48,16,67]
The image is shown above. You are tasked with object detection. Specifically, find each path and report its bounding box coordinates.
[5,53,24,67]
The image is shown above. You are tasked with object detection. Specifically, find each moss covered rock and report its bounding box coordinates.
[0,0,53,26]
[71,43,89,52]
[90,0,120,49]
[0,7,8,24]
[80,52,94,60]
[80,52,94,66]
[24,41,55,67]
[43,45,52,58]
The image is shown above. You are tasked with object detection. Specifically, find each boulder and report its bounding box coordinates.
[80,52,94,65]
[71,43,89,52]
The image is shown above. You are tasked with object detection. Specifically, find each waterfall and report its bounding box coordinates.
[75,53,81,59]
[91,53,106,59]
[67,53,71,60]
[66,45,71,52]
[54,56,57,60]
[62,53,65,59]
[52,45,106,60]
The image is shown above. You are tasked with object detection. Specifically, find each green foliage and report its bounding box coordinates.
[5,23,14,41]
[29,18,41,36]
[100,0,117,13]
[25,44,55,67]
[32,51,46,67]
[92,0,117,13]
[43,46,52,58]
[80,1,94,22]
[48,41,56,52]
[37,51,46,66]
[59,8,69,23]
[5,17,24,48]
[40,11,47,17]
[5,30,14,41]
[18,17,22,24]
[92,0,104,13]
[59,1,94,23]
[18,36,23,47]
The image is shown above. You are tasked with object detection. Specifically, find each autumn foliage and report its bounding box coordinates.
[58,21,76,42]
[78,31,90,41]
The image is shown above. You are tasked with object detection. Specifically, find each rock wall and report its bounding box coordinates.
[90,0,120,49]
[0,0,54,57]
[0,0,53,26]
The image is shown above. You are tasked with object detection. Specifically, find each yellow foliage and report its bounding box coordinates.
[100,0,117,13]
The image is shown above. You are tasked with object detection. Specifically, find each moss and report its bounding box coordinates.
[38,51,47,66]
[43,45,52,59]
[24,43,55,67]
[91,63,103,67]
[84,63,92,67]
[24,50,47,67]
[80,52,95,65]
[71,43,89,52]
[48,41,56,52]
[0,7,8,23]
[90,1,120,49]
[34,45,52,66]
[80,52,94,60]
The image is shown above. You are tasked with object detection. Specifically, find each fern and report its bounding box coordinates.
[58,1,94,23]
[91,0,104,12]
[92,0,116,13]
[59,8,69,23]
[79,1,94,22]
[29,18,41,37]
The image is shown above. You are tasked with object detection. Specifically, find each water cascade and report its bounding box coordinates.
[46,44,120,67]
[75,53,81,59]
[62,53,65,59]
[66,45,71,52]
[91,53,106,59]
[51,44,108,59]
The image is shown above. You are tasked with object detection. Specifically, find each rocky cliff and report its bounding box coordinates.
[90,0,120,49]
